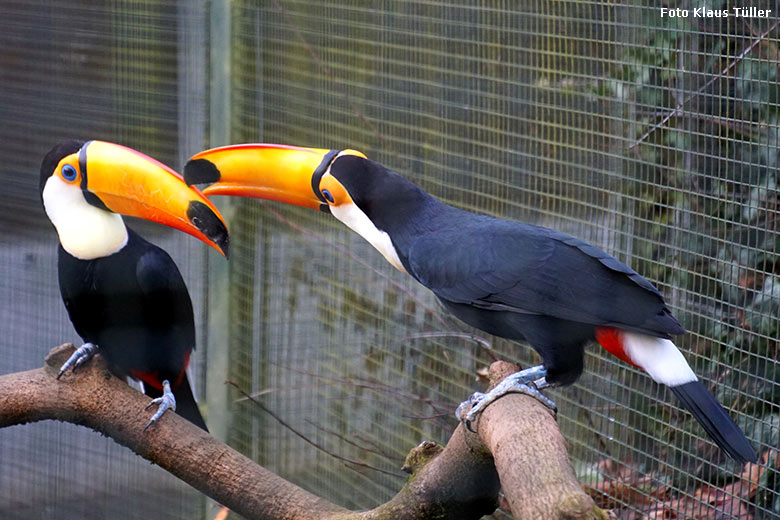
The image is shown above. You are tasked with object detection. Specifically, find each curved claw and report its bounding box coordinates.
[143,380,176,431]
[455,392,485,433]
[457,365,557,432]
[57,342,99,379]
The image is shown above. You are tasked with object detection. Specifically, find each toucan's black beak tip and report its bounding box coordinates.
[218,235,230,260]
[184,158,221,187]
[187,200,230,258]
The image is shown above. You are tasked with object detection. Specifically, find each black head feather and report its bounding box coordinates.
[329,155,435,236]
[39,140,84,199]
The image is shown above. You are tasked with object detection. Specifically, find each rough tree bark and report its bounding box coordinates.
[0,344,607,520]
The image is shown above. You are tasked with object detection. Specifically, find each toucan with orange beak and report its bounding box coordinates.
[185,144,756,462]
[42,140,229,431]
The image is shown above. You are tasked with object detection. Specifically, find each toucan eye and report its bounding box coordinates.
[62,164,78,182]
[322,189,335,204]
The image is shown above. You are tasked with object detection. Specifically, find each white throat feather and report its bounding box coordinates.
[43,175,128,260]
[329,201,407,274]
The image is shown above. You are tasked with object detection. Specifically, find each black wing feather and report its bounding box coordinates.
[135,246,196,350]
[131,241,198,383]
[407,218,684,337]
[135,239,206,431]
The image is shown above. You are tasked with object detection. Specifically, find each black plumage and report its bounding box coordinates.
[329,155,755,462]
[57,229,207,430]
[183,144,757,462]
[40,140,218,431]
[333,156,683,385]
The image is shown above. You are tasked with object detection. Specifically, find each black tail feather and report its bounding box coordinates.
[669,381,756,464]
[173,376,208,432]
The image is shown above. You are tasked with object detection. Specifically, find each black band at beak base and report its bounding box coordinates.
[311,150,340,203]
[78,140,112,212]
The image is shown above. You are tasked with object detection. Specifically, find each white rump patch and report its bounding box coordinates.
[622,331,698,387]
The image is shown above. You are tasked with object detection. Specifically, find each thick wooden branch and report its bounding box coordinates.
[0,344,605,519]
[477,363,606,519]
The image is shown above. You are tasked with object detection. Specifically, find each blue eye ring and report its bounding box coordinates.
[61,164,78,182]
[322,189,335,204]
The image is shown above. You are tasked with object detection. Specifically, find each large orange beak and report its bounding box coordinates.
[184,144,365,212]
[81,140,229,257]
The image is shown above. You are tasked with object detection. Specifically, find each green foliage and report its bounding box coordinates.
[605,4,780,508]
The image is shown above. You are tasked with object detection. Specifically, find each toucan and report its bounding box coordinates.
[184,144,757,463]
[41,140,229,431]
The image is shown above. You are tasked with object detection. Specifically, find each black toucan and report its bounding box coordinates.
[41,140,230,431]
[184,144,757,463]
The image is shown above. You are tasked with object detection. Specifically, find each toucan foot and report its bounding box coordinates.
[143,380,176,431]
[57,342,99,379]
[457,365,556,432]
[455,392,486,430]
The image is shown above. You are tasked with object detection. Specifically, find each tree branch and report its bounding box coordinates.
[0,344,605,519]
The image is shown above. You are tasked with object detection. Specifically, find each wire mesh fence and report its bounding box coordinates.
[0,1,778,519]
[0,1,209,518]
